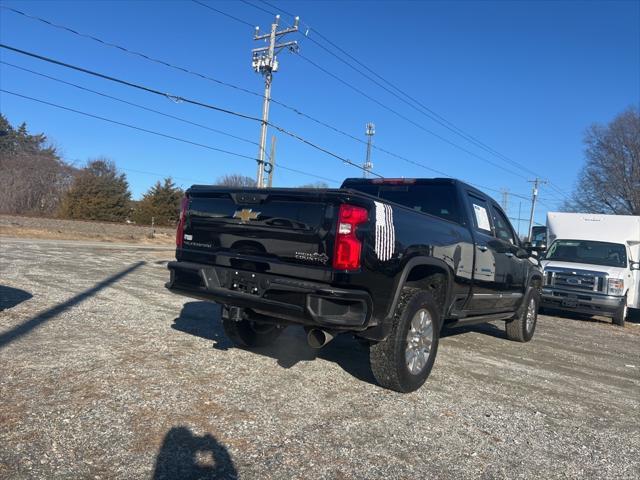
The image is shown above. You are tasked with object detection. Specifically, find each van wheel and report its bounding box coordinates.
[506,287,539,342]
[613,298,627,327]
[222,318,283,347]
[369,288,440,393]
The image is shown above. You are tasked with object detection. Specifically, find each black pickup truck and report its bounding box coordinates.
[167,178,543,392]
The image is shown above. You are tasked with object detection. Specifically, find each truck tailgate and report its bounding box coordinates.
[179,188,348,279]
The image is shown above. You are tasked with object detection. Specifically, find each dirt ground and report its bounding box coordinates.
[0,237,638,479]
[0,215,175,245]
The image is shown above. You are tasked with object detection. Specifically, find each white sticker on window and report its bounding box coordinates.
[473,204,491,231]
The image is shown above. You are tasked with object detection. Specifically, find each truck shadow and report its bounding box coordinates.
[172,301,376,385]
[440,322,507,340]
[0,285,32,311]
[153,426,238,480]
[171,302,234,350]
[540,309,615,326]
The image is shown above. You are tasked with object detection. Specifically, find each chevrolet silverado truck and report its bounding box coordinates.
[166,178,543,392]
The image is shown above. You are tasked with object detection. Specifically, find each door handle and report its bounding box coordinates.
[504,252,514,258]
[478,245,488,252]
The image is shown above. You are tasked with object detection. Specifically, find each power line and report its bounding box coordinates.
[0,44,378,177]
[253,0,575,200]
[191,0,254,28]
[255,0,545,178]
[0,44,260,120]
[1,89,259,160]
[0,48,554,208]
[0,88,340,185]
[4,5,534,191]
[0,4,368,141]
[294,51,527,180]
[0,61,260,148]
[2,7,566,202]
[189,2,535,181]
[0,5,268,101]
[239,0,276,18]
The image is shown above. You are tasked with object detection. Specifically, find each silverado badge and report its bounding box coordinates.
[233,208,260,222]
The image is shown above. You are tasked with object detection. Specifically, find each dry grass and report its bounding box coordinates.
[0,226,174,245]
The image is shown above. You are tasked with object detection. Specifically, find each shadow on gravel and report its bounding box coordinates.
[541,308,615,326]
[0,285,32,311]
[172,302,234,349]
[153,426,237,480]
[173,301,376,385]
[440,321,507,339]
[0,261,145,349]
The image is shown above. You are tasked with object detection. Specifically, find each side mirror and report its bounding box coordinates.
[631,261,640,271]
[516,248,530,259]
[524,241,546,255]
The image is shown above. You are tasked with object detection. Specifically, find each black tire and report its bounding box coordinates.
[222,318,283,347]
[369,287,441,393]
[505,287,539,342]
[612,297,627,327]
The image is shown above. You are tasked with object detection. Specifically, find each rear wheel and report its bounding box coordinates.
[505,287,539,342]
[222,317,283,347]
[369,288,441,393]
[612,298,627,327]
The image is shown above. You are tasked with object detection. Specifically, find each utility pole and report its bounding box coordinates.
[500,188,509,212]
[527,178,547,241]
[267,135,276,188]
[517,201,522,239]
[363,122,375,178]
[252,15,299,188]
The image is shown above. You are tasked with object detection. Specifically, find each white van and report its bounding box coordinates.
[541,212,640,326]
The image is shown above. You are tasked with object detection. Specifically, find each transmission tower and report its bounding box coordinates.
[363,122,375,178]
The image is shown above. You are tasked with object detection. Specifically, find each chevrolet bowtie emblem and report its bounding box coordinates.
[233,208,260,222]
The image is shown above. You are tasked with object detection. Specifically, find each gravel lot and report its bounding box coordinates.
[1,238,639,479]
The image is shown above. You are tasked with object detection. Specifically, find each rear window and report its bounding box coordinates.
[347,183,462,224]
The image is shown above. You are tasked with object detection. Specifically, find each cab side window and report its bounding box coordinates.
[491,205,516,244]
[466,194,493,234]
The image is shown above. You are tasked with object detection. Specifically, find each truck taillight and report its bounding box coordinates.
[333,204,368,270]
[176,196,189,248]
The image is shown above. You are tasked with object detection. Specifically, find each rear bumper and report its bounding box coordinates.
[541,287,624,316]
[166,261,372,329]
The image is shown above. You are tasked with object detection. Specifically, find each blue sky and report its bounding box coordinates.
[1,0,638,230]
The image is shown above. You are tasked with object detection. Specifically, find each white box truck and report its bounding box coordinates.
[541,212,640,325]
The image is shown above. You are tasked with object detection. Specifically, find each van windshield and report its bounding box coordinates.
[545,240,627,268]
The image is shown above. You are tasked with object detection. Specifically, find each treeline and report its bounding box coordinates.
[0,115,331,226]
[0,115,183,226]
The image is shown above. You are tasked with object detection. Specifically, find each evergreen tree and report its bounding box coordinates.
[132,178,184,226]
[59,158,131,221]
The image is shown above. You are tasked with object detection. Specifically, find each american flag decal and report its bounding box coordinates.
[374,201,395,261]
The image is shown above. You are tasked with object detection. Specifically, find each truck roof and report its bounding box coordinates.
[341,177,493,202]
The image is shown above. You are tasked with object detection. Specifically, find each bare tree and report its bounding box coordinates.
[563,107,640,215]
[0,115,76,215]
[216,174,257,187]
